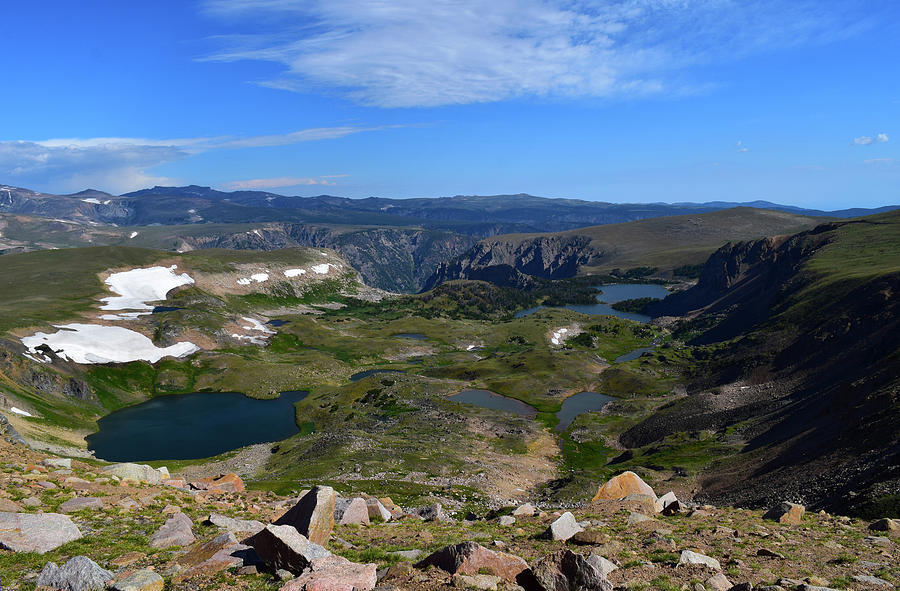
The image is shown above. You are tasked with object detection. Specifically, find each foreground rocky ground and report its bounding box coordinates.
[0,438,898,591]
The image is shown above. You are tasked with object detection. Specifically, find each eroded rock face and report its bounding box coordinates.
[149,512,195,548]
[0,512,82,553]
[592,471,656,502]
[763,502,805,525]
[415,541,528,581]
[523,549,613,591]
[36,556,113,591]
[250,524,331,574]
[274,485,335,545]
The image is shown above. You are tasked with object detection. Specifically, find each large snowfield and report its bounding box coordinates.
[101,265,194,311]
[22,323,199,364]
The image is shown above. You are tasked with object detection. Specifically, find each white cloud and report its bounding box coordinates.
[0,125,398,193]
[201,0,877,108]
[222,175,348,189]
[736,140,749,153]
[853,133,889,145]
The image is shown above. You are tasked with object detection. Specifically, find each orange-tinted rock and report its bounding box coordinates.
[763,502,805,525]
[280,555,377,591]
[415,542,528,581]
[592,471,656,502]
[190,473,244,494]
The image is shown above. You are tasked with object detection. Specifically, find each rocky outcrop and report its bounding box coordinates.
[422,234,594,291]
[415,542,529,581]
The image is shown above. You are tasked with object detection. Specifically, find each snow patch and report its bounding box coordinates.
[250,273,269,283]
[310,263,333,274]
[231,334,266,345]
[550,328,569,346]
[10,407,32,417]
[237,278,252,285]
[22,324,199,364]
[241,317,275,334]
[284,268,307,277]
[81,198,103,204]
[101,265,194,311]
[128,231,139,239]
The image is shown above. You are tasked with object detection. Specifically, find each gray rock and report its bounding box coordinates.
[865,536,893,547]
[586,554,618,576]
[102,463,164,484]
[677,550,722,570]
[499,515,516,526]
[276,568,294,581]
[705,574,732,591]
[249,523,331,574]
[627,512,653,525]
[59,497,104,513]
[512,503,535,517]
[110,569,164,591]
[798,585,843,591]
[868,518,900,535]
[543,511,584,541]
[334,497,371,526]
[36,556,113,591]
[41,458,72,470]
[23,497,41,507]
[206,513,265,535]
[149,512,195,548]
[655,491,678,513]
[852,576,890,587]
[366,498,392,522]
[389,549,423,561]
[0,512,82,553]
[453,573,501,590]
[526,549,612,591]
[417,503,450,522]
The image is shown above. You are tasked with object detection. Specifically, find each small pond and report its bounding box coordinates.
[394,333,428,340]
[151,306,182,313]
[514,283,670,322]
[350,369,406,382]
[86,390,308,462]
[614,347,656,363]
[266,319,290,327]
[449,389,537,417]
[555,391,616,431]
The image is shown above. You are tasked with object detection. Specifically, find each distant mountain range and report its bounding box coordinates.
[2,182,897,292]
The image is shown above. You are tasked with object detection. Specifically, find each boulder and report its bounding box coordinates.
[365,497,392,521]
[417,503,449,522]
[569,530,608,545]
[523,549,613,591]
[868,518,900,535]
[189,473,245,493]
[0,498,21,512]
[250,523,331,574]
[626,512,653,526]
[334,497,371,526]
[852,575,891,587]
[279,554,377,591]
[102,463,164,485]
[513,503,536,517]
[655,492,679,513]
[0,512,82,553]
[415,541,529,581]
[592,471,656,502]
[453,573,501,590]
[677,550,721,570]
[174,532,253,581]
[379,497,405,518]
[41,458,72,470]
[499,515,516,526]
[763,502,805,525]
[274,485,335,545]
[111,569,164,591]
[118,498,141,511]
[36,556,113,591]
[586,554,618,577]
[149,512,195,548]
[543,512,584,541]
[206,513,265,535]
[705,574,733,591]
[59,497,104,513]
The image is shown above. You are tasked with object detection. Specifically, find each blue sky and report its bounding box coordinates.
[0,0,897,208]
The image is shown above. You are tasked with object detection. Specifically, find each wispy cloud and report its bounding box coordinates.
[852,133,889,146]
[0,125,400,193]
[864,157,895,165]
[222,175,348,190]
[736,141,749,153]
[201,0,878,108]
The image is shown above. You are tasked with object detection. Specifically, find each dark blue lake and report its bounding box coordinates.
[514,283,670,322]
[350,369,406,382]
[86,390,308,462]
[449,389,537,417]
[394,333,428,340]
[555,391,616,430]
